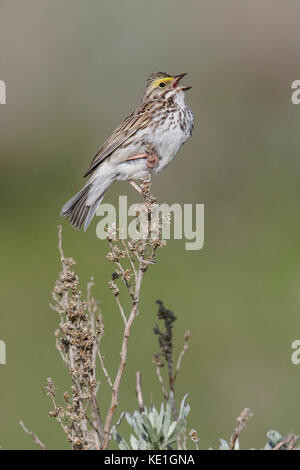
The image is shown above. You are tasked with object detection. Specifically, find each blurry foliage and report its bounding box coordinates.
[214,429,300,451]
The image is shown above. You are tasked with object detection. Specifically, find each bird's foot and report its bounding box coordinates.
[125,144,158,171]
[145,143,159,170]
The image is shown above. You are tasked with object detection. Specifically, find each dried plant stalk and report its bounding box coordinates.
[102,178,166,448]
[46,177,167,450]
[19,421,46,450]
[229,408,253,450]
[49,232,103,449]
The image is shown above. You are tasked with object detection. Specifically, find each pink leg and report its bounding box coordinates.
[126,150,159,171]
[126,153,148,161]
[129,179,143,194]
[126,154,147,194]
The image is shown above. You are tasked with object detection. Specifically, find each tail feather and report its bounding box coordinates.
[70,193,90,229]
[61,179,110,231]
[84,196,104,232]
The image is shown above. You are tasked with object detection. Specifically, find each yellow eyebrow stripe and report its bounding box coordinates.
[151,77,174,89]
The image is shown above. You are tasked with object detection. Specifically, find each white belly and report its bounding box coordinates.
[151,112,192,174]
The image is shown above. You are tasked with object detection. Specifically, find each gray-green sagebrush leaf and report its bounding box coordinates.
[114,394,190,450]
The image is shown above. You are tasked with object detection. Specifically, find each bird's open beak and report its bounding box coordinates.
[173,73,192,91]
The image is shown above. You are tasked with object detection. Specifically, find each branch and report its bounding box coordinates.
[102,266,144,449]
[272,432,299,450]
[19,421,46,450]
[173,330,191,384]
[229,408,253,450]
[135,371,145,413]
[102,177,163,449]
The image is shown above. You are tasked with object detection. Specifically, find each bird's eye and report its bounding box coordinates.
[159,82,165,87]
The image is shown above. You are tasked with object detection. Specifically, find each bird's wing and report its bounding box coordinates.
[84,109,151,177]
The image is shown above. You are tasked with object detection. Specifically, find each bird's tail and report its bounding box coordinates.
[61,176,113,231]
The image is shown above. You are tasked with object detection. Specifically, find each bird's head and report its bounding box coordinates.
[142,72,191,102]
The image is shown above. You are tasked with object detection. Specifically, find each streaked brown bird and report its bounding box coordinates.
[61,72,193,231]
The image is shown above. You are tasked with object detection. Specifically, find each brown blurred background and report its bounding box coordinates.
[1,0,300,449]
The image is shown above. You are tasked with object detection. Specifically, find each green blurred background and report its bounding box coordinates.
[1,0,300,450]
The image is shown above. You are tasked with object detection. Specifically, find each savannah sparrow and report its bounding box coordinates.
[61,72,193,230]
